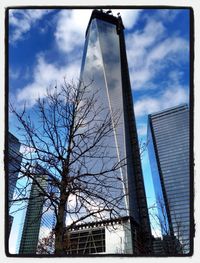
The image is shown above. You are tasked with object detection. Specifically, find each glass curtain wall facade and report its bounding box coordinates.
[8,132,22,205]
[147,104,190,254]
[8,132,22,234]
[19,164,55,254]
[80,10,151,254]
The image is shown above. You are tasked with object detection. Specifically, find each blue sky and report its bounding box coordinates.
[8,8,190,253]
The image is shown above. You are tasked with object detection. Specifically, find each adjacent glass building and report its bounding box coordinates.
[147,104,191,254]
[19,164,55,254]
[8,132,22,206]
[8,132,22,234]
[76,9,152,254]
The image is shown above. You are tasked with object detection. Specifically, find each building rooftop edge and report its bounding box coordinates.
[85,9,124,38]
[148,103,189,119]
[63,216,138,232]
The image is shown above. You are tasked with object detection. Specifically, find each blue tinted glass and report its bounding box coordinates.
[148,105,190,253]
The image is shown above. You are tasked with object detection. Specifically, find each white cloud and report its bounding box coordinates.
[129,35,188,90]
[126,15,189,91]
[16,55,80,108]
[127,19,165,50]
[55,9,91,53]
[135,97,160,118]
[126,19,165,89]
[147,37,188,65]
[9,9,52,43]
[134,86,188,118]
[126,19,165,64]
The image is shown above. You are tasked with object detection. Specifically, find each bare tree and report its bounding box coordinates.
[9,80,127,255]
[139,138,149,160]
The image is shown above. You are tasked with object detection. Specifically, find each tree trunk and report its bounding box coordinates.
[54,191,67,255]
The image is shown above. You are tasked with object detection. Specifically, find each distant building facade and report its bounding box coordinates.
[8,132,22,234]
[19,164,55,254]
[76,9,152,254]
[147,104,191,253]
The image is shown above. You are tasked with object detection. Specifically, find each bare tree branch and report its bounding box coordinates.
[9,80,127,255]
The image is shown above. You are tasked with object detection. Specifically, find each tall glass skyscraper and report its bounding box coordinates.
[8,132,22,234]
[147,104,191,254]
[79,9,151,254]
[19,164,55,254]
[8,132,22,206]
